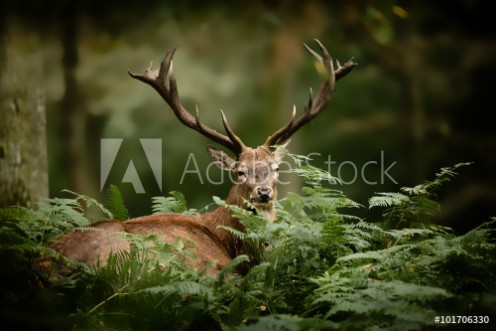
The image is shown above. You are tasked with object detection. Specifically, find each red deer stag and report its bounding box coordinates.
[50,40,356,275]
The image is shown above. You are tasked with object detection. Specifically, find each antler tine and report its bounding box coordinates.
[265,39,357,148]
[264,105,296,148]
[220,109,246,150]
[128,49,245,155]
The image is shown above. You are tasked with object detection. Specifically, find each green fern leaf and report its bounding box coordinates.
[0,206,35,221]
[0,226,40,253]
[137,281,214,299]
[63,189,113,219]
[151,191,198,214]
[216,225,246,240]
[369,192,410,208]
[105,185,129,220]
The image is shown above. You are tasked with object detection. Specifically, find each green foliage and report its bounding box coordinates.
[369,163,472,227]
[105,184,129,220]
[308,221,495,330]
[0,160,494,331]
[0,189,114,245]
[152,191,198,215]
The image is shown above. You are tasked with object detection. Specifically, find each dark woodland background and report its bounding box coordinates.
[1,0,495,232]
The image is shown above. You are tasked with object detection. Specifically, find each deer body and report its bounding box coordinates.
[51,145,284,274]
[50,40,356,275]
[50,215,232,274]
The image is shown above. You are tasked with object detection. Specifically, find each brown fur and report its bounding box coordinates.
[50,215,233,275]
[49,145,285,275]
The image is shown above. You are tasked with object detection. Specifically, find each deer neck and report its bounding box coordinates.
[203,184,276,258]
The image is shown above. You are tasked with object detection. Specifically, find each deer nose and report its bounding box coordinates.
[257,187,272,202]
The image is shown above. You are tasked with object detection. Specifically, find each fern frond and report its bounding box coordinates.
[137,281,214,299]
[0,206,35,221]
[369,192,410,208]
[337,244,412,262]
[105,185,129,220]
[401,162,471,196]
[284,151,315,167]
[291,165,341,185]
[152,191,197,215]
[385,227,438,240]
[37,197,89,227]
[216,225,246,240]
[0,226,40,253]
[63,189,113,219]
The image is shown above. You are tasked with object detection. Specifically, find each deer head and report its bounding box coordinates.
[128,40,356,218]
[206,143,288,220]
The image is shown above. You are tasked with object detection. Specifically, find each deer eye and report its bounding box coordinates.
[275,166,279,172]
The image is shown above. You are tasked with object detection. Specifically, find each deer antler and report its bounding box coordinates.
[265,39,357,148]
[128,49,246,155]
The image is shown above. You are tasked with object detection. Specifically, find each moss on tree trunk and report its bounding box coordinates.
[0,19,48,207]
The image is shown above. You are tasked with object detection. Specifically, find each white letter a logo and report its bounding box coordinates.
[100,138,162,194]
[122,160,145,193]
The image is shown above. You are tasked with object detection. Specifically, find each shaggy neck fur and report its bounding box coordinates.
[202,184,277,259]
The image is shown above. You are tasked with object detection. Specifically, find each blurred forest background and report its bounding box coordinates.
[1,0,495,233]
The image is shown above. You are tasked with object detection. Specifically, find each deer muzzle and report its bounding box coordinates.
[251,186,273,205]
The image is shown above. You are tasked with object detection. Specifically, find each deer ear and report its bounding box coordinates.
[207,145,237,171]
[273,140,290,163]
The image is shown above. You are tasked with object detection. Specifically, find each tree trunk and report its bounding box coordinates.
[0,18,48,207]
